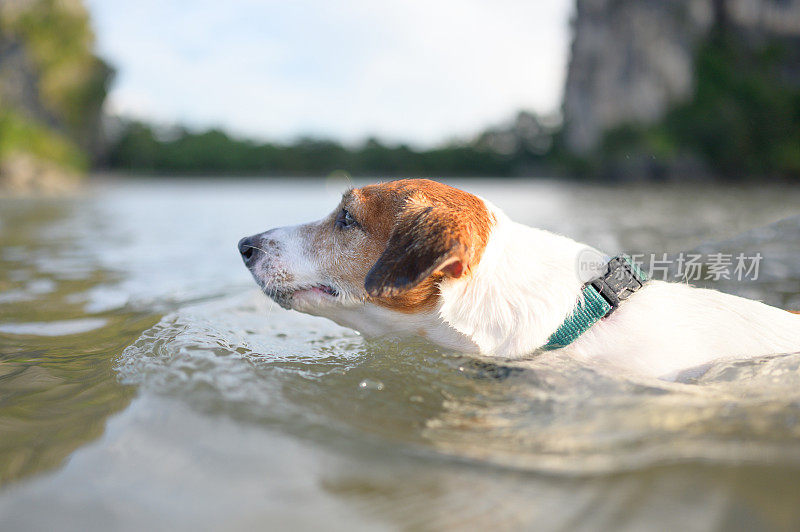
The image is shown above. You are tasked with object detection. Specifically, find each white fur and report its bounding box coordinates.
[439,203,800,378]
[252,199,800,380]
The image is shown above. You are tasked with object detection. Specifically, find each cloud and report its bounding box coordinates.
[86,0,572,146]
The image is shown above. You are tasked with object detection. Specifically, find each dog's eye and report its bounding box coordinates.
[335,208,358,230]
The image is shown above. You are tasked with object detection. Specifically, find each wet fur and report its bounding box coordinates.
[240,179,800,379]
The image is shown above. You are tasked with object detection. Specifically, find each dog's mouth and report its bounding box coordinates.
[262,283,339,309]
[296,283,339,298]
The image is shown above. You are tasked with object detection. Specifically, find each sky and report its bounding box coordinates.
[85,0,573,147]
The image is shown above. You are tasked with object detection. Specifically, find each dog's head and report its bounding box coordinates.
[238,179,494,317]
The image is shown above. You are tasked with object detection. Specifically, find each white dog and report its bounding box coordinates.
[239,179,800,379]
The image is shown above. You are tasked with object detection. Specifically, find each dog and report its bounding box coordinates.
[238,179,800,379]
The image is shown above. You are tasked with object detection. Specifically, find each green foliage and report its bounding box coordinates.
[0,110,87,171]
[597,33,800,180]
[664,34,800,178]
[0,0,110,177]
[9,0,112,148]
[106,121,537,177]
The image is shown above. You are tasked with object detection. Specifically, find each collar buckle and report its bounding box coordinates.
[587,256,647,317]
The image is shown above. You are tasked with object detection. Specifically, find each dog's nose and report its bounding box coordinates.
[238,236,257,266]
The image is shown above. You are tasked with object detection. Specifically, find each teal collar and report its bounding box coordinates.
[543,255,648,350]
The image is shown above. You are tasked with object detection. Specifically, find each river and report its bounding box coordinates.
[1,177,799,530]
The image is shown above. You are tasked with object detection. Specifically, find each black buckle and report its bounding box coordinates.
[587,256,646,317]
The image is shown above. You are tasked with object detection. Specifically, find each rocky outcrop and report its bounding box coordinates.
[563,0,800,155]
[0,153,80,194]
[0,37,58,131]
[0,0,110,193]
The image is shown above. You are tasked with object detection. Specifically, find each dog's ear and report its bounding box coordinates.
[364,203,472,297]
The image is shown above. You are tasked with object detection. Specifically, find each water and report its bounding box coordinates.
[1,177,800,531]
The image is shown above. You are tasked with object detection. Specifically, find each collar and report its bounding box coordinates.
[543,255,648,350]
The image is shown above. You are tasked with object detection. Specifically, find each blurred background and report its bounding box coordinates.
[1,0,799,191]
[3,2,800,530]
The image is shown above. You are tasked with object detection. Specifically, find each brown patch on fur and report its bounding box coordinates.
[347,179,495,313]
[789,310,800,314]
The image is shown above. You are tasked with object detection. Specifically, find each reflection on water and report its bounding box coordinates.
[0,200,158,484]
[0,178,799,530]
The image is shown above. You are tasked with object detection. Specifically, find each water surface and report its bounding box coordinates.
[1,177,800,530]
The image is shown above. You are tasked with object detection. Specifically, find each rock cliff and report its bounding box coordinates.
[563,0,800,155]
[0,0,110,193]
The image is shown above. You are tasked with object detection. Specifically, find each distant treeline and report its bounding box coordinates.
[103,32,800,181]
[104,113,561,177]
